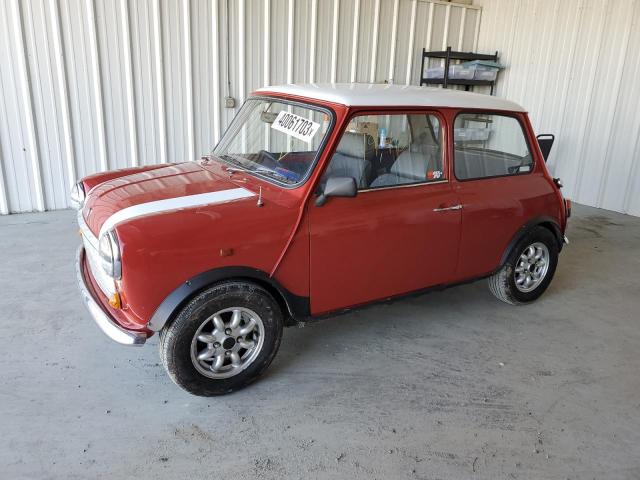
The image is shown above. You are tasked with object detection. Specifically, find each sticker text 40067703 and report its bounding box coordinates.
[271,111,320,142]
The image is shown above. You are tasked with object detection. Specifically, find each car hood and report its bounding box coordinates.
[82,162,257,236]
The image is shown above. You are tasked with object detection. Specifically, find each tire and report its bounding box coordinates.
[488,226,559,305]
[159,281,283,396]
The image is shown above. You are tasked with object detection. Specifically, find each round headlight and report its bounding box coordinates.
[70,182,86,209]
[98,231,121,278]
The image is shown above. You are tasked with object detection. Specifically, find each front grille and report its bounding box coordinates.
[78,211,116,298]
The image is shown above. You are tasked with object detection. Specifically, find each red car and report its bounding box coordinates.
[73,84,570,396]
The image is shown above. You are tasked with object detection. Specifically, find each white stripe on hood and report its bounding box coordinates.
[99,188,255,238]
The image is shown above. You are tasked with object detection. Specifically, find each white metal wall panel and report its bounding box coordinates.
[336,0,356,83]
[246,0,265,91]
[192,0,217,158]
[311,0,331,83]
[59,0,104,178]
[22,0,69,210]
[0,0,480,214]
[476,0,640,216]
[269,0,288,86]
[373,0,394,82]
[161,0,189,165]
[293,0,311,84]
[95,0,134,170]
[129,0,164,166]
[0,0,43,213]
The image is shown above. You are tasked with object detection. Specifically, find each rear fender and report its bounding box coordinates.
[500,217,563,267]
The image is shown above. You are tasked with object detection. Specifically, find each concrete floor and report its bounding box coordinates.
[1,204,639,479]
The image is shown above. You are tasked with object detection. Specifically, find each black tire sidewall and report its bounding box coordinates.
[161,282,283,396]
[504,227,559,303]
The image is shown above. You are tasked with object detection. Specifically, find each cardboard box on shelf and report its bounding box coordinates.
[346,120,379,141]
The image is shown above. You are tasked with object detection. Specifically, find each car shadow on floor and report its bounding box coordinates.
[264,279,511,377]
[262,243,587,384]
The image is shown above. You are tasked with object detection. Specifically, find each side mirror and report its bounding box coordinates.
[315,177,357,207]
[536,134,555,162]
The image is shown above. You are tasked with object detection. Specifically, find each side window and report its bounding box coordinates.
[322,113,445,190]
[454,113,533,180]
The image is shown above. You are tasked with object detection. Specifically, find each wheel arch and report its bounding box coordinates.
[148,267,309,332]
[499,216,563,267]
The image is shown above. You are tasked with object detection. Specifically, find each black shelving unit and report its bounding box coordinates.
[420,46,499,95]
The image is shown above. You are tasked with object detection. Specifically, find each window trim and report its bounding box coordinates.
[213,95,336,189]
[452,110,535,183]
[359,179,448,193]
[328,109,449,193]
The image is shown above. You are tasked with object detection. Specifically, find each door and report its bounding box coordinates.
[451,111,547,279]
[308,112,461,315]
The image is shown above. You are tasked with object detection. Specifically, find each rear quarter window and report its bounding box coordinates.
[454,113,533,180]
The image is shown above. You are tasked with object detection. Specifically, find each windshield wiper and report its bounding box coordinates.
[226,165,293,184]
[217,153,294,184]
[218,154,248,168]
[224,165,251,174]
[217,155,257,176]
[254,168,292,182]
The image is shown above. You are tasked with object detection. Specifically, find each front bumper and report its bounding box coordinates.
[76,246,146,346]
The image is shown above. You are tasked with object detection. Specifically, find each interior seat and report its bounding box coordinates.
[370,147,440,188]
[322,132,374,189]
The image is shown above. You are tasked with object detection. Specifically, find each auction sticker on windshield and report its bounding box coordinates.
[271,111,320,142]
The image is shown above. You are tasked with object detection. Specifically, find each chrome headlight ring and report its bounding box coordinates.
[70,182,86,209]
[98,230,122,279]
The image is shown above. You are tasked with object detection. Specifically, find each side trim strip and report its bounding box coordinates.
[99,188,255,238]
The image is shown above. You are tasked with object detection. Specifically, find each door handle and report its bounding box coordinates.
[433,204,463,212]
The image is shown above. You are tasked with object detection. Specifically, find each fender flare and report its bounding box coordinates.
[499,216,564,267]
[147,266,310,332]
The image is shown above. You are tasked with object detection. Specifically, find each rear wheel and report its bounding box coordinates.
[488,226,559,305]
[160,281,283,396]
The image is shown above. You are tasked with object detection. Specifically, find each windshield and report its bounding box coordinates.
[213,98,332,186]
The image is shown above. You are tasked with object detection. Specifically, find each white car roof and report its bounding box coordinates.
[254,83,526,112]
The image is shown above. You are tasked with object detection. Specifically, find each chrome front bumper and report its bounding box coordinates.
[76,246,146,346]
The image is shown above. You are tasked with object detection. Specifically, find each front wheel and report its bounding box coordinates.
[488,226,559,305]
[159,281,283,396]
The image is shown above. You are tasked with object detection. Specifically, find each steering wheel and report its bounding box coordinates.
[257,149,279,169]
[256,149,301,183]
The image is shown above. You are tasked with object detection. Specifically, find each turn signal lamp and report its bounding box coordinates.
[109,292,121,309]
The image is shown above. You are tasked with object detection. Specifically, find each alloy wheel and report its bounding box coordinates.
[190,307,265,379]
[514,242,550,293]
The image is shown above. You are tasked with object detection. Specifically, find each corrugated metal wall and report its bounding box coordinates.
[476,0,640,216]
[0,0,480,214]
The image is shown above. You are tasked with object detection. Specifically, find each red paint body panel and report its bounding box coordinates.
[445,109,566,280]
[82,162,235,235]
[77,92,566,334]
[116,192,299,324]
[308,182,461,314]
[453,173,562,279]
[82,165,167,193]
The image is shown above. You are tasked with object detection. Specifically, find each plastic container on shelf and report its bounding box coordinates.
[448,64,475,80]
[424,64,475,80]
[425,66,444,79]
[473,65,499,81]
[462,60,503,81]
